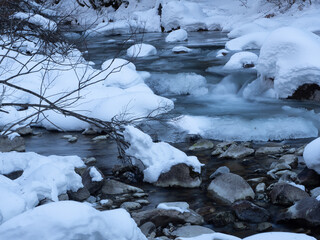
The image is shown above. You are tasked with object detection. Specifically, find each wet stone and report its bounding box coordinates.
[232,200,270,223]
[219,143,254,159]
[209,166,230,179]
[189,139,214,151]
[233,222,248,230]
[270,183,309,206]
[257,222,273,232]
[209,211,235,227]
[256,146,284,156]
[120,201,142,211]
[68,187,90,201]
[170,225,214,238]
[297,167,320,188]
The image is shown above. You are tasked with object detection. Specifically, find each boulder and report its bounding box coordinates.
[279,154,298,168]
[270,183,309,206]
[255,146,284,155]
[209,166,230,179]
[297,167,320,188]
[82,167,104,194]
[207,173,255,205]
[232,200,270,223]
[189,139,214,151]
[0,135,25,152]
[170,225,214,238]
[139,222,156,238]
[279,197,320,227]
[155,163,201,188]
[219,144,254,159]
[132,208,203,227]
[16,126,32,136]
[209,211,235,227]
[67,187,90,201]
[120,202,142,211]
[101,179,143,195]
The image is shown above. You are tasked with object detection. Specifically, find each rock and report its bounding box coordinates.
[112,165,143,183]
[219,144,254,159]
[189,139,214,151]
[209,166,230,179]
[132,192,148,198]
[256,146,284,156]
[310,187,320,198]
[296,145,306,156]
[139,222,156,238]
[279,197,320,227]
[155,163,201,188]
[270,183,309,206]
[171,225,214,238]
[68,136,78,143]
[172,46,192,54]
[289,83,320,101]
[233,222,248,230]
[132,208,203,227]
[255,183,266,194]
[135,199,149,205]
[82,167,104,194]
[39,198,54,206]
[211,148,224,156]
[257,222,273,232]
[16,126,32,136]
[92,135,109,142]
[4,170,23,180]
[82,128,98,135]
[209,211,235,227]
[207,173,255,205]
[279,154,298,168]
[83,157,97,166]
[0,135,25,152]
[101,179,143,195]
[86,196,97,203]
[68,187,90,201]
[58,194,69,201]
[297,167,320,188]
[120,202,142,211]
[232,200,270,223]
[100,199,113,208]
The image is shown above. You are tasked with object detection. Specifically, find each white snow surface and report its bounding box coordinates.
[157,202,190,213]
[12,12,57,31]
[223,52,258,71]
[244,27,320,99]
[89,167,103,182]
[165,29,188,42]
[177,232,241,240]
[303,137,320,174]
[0,201,147,240]
[172,46,192,53]
[0,152,84,222]
[127,43,157,58]
[124,125,203,183]
[226,32,269,51]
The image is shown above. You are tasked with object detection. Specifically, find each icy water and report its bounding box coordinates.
[24,31,320,238]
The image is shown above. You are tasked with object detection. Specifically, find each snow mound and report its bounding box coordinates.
[127,43,157,58]
[244,27,320,99]
[172,46,192,53]
[146,72,208,96]
[223,52,258,71]
[303,137,320,174]
[0,152,84,222]
[12,12,57,31]
[166,29,188,42]
[243,232,316,240]
[0,201,147,240]
[226,32,269,51]
[124,126,203,183]
[162,1,207,31]
[174,115,318,141]
[177,232,241,240]
[157,202,190,213]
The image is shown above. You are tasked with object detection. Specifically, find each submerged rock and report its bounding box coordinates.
[155,163,201,188]
[207,173,255,205]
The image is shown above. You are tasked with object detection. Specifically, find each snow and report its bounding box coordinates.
[89,167,103,182]
[173,115,318,142]
[172,46,192,53]
[223,52,258,71]
[243,232,316,240]
[124,125,203,183]
[303,137,320,174]
[0,201,147,240]
[157,202,190,213]
[165,29,188,42]
[244,27,320,99]
[127,43,157,58]
[146,72,208,96]
[177,232,241,240]
[226,32,269,51]
[12,12,57,31]
[0,152,84,221]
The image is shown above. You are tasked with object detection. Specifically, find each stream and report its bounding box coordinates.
[25,31,320,238]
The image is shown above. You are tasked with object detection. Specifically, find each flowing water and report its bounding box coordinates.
[25,31,320,238]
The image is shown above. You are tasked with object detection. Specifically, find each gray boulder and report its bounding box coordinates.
[68,187,90,201]
[270,183,309,206]
[101,179,143,195]
[189,139,214,151]
[0,135,25,152]
[256,146,284,155]
[219,144,254,159]
[171,225,214,238]
[232,200,270,223]
[82,167,104,194]
[155,163,201,188]
[207,173,255,205]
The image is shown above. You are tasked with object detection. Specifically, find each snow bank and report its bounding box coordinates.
[124,126,203,183]
[243,232,316,240]
[0,201,147,240]
[303,137,320,174]
[173,115,318,142]
[0,152,84,220]
[166,29,188,42]
[223,52,258,71]
[244,27,320,99]
[127,43,157,58]
[146,72,208,96]
[226,32,269,51]
[12,12,57,31]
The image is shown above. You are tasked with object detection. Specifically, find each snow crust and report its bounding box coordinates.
[303,137,320,174]
[0,201,147,240]
[127,43,157,58]
[124,126,203,183]
[223,52,258,71]
[244,27,320,99]
[165,29,188,42]
[157,202,190,213]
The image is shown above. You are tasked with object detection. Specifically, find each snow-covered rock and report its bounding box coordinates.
[226,32,269,51]
[124,126,203,183]
[157,202,190,213]
[244,27,320,99]
[0,201,147,240]
[12,12,57,31]
[127,43,157,58]
[172,46,192,53]
[165,29,188,42]
[223,51,258,70]
[303,137,320,174]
